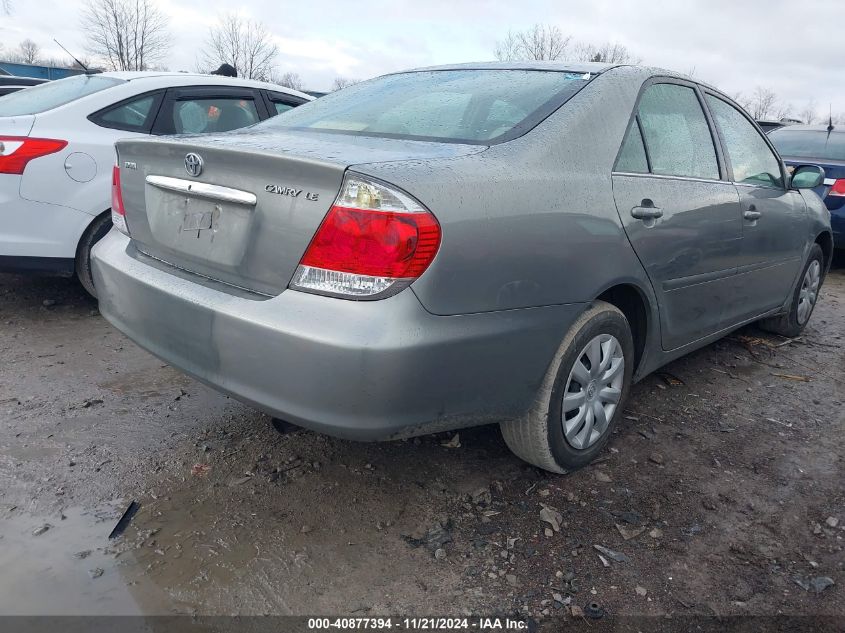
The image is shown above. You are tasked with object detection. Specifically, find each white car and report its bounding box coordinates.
[0,71,312,295]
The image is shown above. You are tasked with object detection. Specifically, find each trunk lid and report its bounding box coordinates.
[0,115,35,136]
[116,130,484,295]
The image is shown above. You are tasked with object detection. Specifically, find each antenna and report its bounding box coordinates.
[53,39,89,73]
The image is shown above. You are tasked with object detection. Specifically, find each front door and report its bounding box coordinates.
[704,94,806,322]
[612,81,743,351]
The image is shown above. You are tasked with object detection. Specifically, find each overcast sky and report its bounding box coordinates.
[1,0,840,117]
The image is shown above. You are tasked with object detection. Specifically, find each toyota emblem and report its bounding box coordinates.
[184,153,203,177]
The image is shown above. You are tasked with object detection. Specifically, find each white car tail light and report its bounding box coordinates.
[290,173,441,299]
[111,165,130,236]
[0,136,67,174]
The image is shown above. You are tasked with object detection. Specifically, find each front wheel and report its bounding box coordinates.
[500,301,634,473]
[759,244,825,338]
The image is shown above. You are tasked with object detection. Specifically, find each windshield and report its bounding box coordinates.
[260,69,594,144]
[0,75,124,116]
[769,128,845,162]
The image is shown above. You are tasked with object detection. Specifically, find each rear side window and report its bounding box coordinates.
[92,93,159,132]
[769,128,845,162]
[0,75,124,116]
[259,69,594,144]
[707,95,783,188]
[172,98,260,134]
[615,122,649,173]
[637,84,719,180]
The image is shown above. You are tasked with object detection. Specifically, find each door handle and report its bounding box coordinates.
[630,204,664,220]
[743,210,761,221]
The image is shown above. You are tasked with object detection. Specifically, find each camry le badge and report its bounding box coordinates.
[265,183,319,201]
[184,153,203,177]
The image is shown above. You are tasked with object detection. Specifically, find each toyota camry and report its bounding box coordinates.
[92,62,832,473]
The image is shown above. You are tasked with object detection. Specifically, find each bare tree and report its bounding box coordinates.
[81,0,170,71]
[799,99,818,124]
[271,71,304,91]
[774,102,793,121]
[331,76,358,91]
[731,91,752,111]
[748,87,778,120]
[17,39,41,65]
[574,42,640,64]
[494,24,572,61]
[202,14,278,81]
[2,0,11,15]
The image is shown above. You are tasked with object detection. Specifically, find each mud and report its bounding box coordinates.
[1,258,843,619]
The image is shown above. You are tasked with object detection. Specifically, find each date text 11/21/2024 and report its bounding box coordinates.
[306,617,529,630]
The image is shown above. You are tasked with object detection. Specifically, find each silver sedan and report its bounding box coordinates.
[93,62,832,472]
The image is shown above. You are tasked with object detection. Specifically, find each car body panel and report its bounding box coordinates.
[731,185,806,319]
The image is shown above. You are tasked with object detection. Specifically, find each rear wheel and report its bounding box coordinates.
[500,301,634,473]
[759,244,824,338]
[75,213,113,298]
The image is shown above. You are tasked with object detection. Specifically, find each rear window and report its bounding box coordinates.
[769,129,845,161]
[0,75,124,116]
[259,69,594,144]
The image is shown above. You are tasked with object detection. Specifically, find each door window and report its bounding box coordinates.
[172,97,260,134]
[615,121,649,173]
[94,94,158,131]
[637,84,719,180]
[706,95,784,188]
[265,91,307,117]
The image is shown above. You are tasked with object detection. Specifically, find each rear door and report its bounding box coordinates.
[612,80,743,351]
[703,94,806,322]
[151,86,267,135]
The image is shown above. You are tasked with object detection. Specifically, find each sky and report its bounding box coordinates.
[1,0,841,119]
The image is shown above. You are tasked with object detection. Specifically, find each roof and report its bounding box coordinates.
[94,71,312,100]
[404,60,616,74]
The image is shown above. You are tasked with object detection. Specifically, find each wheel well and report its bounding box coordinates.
[75,210,112,261]
[815,231,833,271]
[597,284,648,372]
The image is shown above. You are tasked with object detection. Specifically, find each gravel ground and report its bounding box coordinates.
[0,257,843,624]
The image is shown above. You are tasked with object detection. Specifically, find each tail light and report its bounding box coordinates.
[0,136,67,174]
[828,179,845,197]
[111,165,129,236]
[291,173,441,299]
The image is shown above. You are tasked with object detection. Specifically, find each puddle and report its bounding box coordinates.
[0,505,169,615]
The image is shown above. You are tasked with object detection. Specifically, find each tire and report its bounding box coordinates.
[75,213,113,298]
[500,301,634,473]
[759,244,825,338]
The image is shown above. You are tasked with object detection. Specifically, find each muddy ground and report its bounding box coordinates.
[0,258,843,623]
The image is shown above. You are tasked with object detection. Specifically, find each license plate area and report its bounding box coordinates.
[144,186,254,268]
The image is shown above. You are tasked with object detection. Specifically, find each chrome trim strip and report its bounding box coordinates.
[824,178,836,186]
[145,175,257,206]
[612,171,728,185]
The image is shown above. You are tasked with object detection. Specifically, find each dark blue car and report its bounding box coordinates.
[769,124,844,248]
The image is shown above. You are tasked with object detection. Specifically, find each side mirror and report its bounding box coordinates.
[790,164,825,189]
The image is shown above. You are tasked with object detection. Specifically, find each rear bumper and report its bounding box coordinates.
[0,180,95,259]
[92,232,584,440]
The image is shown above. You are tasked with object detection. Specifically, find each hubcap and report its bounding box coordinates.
[797,260,821,325]
[561,334,625,450]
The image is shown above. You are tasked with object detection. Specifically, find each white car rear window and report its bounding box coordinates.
[0,75,125,116]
